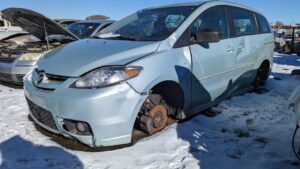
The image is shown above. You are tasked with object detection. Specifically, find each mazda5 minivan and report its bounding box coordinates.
[24,1,274,147]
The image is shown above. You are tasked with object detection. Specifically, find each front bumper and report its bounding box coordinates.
[0,61,34,84]
[24,74,147,147]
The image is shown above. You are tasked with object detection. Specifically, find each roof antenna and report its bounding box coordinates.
[44,22,50,50]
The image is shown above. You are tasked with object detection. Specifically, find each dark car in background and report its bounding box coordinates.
[67,20,114,39]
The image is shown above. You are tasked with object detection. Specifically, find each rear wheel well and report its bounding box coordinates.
[150,81,184,117]
[259,60,271,80]
[261,60,270,68]
[254,59,271,86]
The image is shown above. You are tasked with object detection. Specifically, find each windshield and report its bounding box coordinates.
[68,22,101,39]
[97,6,197,41]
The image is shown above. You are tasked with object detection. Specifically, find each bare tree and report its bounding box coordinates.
[86,15,110,21]
[275,21,284,28]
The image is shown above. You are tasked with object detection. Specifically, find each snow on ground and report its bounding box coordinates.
[0,54,300,169]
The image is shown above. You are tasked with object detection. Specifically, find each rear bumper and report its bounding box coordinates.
[24,74,147,147]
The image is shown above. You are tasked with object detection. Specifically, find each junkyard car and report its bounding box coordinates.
[24,1,274,147]
[67,20,115,39]
[0,8,79,84]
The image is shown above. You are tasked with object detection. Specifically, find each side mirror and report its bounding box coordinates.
[196,29,220,43]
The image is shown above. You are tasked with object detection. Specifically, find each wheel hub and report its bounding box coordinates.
[153,112,165,128]
[148,105,168,134]
[140,104,168,135]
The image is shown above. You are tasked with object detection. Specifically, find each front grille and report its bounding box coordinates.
[0,50,18,63]
[46,73,68,82]
[15,74,25,82]
[26,98,58,130]
[35,69,68,82]
[0,72,12,82]
[0,72,24,84]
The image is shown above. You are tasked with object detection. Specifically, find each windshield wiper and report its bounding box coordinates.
[90,36,102,39]
[111,35,140,41]
[93,34,140,41]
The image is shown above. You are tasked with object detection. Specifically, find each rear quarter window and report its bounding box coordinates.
[230,7,258,36]
[256,14,271,33]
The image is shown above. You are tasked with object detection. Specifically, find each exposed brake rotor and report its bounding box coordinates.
[139,94,168,135]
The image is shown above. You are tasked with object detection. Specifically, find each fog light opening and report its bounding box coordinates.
[63,119,93,136]
[76,122,88,133]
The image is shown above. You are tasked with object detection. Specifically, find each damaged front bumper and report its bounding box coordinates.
[24,73,147,147]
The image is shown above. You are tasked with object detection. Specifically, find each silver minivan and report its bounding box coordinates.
[24,1,274,147]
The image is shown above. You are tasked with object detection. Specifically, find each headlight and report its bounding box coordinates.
[18,53,43,61]
[70,66,143,88]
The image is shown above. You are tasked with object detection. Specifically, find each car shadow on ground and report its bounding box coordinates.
[0,135,83,169]
[274,54,300,67]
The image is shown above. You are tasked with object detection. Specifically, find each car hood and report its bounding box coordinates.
[1,8,79,40]
[37,39,160,77]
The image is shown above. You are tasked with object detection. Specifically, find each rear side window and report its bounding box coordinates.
[256,14,271,33]
[191,6,229,39]
[231,7,258,36]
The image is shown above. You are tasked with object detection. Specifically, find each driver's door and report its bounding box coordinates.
[190,6,237,108]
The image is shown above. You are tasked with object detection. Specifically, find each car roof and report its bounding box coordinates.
[146,1,205,9]
[144,1,262,15]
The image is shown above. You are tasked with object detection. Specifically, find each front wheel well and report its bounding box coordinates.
[261,60,271,69]
[254,59,271,86]
[150,81,185,117]
[133,81,184,135]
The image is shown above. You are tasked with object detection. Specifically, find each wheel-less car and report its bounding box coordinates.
[24,1,274,147]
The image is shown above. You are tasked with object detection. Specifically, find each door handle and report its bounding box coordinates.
[226,46,235,52]
[238,45,245,50]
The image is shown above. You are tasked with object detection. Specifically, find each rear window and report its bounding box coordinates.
[231,7,258,36]
[256,14,271,33]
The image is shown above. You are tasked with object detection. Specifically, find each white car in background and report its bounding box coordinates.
[0,8,115,85]
[0,8,79,84]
